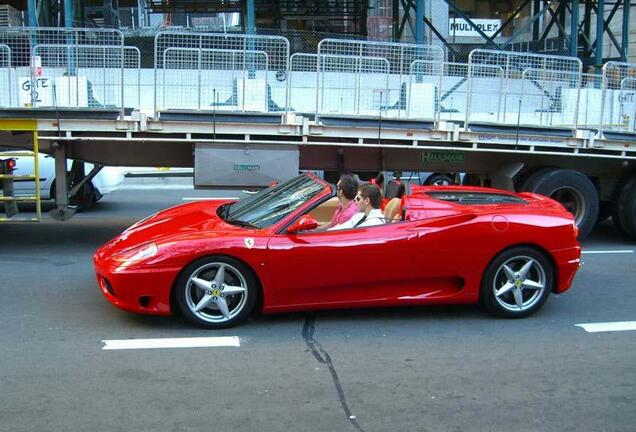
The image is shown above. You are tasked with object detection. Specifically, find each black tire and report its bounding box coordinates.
[51,180,97,212]
[175,256,257,329]
[480,247,554,319]
[424,173,454,186]
[518,167,555,191]
[612,177,636,238]
[70,182,97,211]
[520,168,599,240]
[613,177,636,240]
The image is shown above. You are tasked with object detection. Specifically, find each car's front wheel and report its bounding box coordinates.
[480,247,554,318]
[175,256,257,329]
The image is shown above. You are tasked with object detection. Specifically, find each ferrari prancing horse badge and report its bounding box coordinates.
[244,238,254,249]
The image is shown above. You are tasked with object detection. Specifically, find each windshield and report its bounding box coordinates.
[224,175,326,228]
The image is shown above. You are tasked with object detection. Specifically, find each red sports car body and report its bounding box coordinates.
[94,174,581,328]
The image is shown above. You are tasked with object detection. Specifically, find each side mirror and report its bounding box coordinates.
[287,215,318,234]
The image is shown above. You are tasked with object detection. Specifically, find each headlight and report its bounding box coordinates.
[113,243,158,271]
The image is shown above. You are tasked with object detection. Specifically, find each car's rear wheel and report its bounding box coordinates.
[480,247,554,318]
[175,256,257,329]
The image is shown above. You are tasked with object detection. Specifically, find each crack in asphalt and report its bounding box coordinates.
[302,315,366,432]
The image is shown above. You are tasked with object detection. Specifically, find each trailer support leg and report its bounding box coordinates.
[49,141,76,221]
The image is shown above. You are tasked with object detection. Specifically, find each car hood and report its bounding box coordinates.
[97,200,240,255]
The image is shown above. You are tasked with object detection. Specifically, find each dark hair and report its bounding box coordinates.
[358,183,382,209]
[395,182,406,199]
[375,172,385,189]
[338,174,357,200]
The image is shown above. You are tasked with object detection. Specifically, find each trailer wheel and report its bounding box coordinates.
[424,173,454,186]
[612,177,636,240]
[520,168,599,240]
[518,167,555,191]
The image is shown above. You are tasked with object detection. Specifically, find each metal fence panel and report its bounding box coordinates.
[466,65,505,124]
[124,46,141,111]
[160,47,269,112]
[31,44,125,109]
[0,44,11,108]
[287,53,318,113]
[408,60,444,120]
[317,54,389,117]
[154,31,289,114]
[520,68,581,128]
[0,28,124,110]
[601,62,636,133]
[0,27,123,67]
[468,49,582,127]
[576,73,604,129]
[318,39,444,119]
[439,62,468,122]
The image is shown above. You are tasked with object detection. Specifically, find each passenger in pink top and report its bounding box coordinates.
[316,174,358,231]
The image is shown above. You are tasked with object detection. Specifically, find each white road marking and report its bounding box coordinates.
[575,322,636,333]
[581,250,634,255]
[122,185,194,190]
[182,197,239,201]
[102,336,240,350]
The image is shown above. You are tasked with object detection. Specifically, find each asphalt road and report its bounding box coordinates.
[1,188,635,432]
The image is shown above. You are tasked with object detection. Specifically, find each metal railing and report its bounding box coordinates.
[3,28,636,138]
[0,44,11,108]
[467,49,582,129]
[153,31,290,114]
[317,39,444,121]
[601,62,636,133]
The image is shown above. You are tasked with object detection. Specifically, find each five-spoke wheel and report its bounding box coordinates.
[481,247,554,318]
[175,256,257,328]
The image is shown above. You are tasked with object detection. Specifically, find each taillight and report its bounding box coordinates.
[5,158,15,171]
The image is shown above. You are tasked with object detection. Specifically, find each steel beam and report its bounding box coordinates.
[27,0,37,26]
[596,0,604,70]
[64,0,73,28]
[246,0,255,35]
[415,0,424,44]
[392,0,400,41]
[622,0,630,61]
[570,0,579,57]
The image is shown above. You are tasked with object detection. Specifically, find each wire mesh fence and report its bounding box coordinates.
[467,49,582,127]
[318,39,444,120]
[408,60,443,121]
[160,47,270,112]
[577,73,604,130]
[520,68,581,128]
[0,28,125,111]
[316,54,389,117]
[31,44,125,109]
[287,53,318,113]
[0,44,11,107]
[124,46,141,112]
[0,27,124,67]
[466,64,505,124]
[154,31,289,113]
[438,62,468,122]
[601,62,636,133]
[3,27,636,138]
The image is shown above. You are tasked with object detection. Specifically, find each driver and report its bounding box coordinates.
[315,173,358,231]
[330,183,385,230]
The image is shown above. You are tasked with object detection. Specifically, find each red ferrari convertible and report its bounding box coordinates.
[94,173,581,328]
